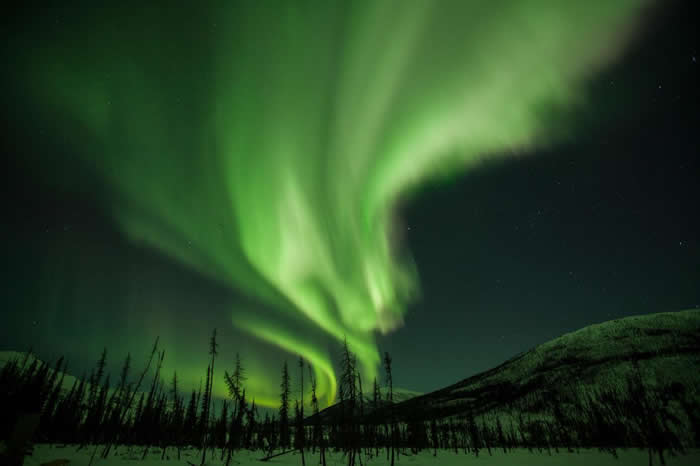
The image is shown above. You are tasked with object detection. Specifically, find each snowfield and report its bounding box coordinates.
[23,445,700,466]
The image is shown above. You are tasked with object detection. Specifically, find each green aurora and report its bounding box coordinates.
[5,0,653,407]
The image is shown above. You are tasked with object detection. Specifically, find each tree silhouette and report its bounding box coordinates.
[201,328,218,466]
[297,357,306,466]
[279,360,291,450]
[384,351,395,466]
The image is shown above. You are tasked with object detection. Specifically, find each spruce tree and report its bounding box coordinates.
[372,377,380,457]
[294,400,305,462]
[383,352,394,466]
[218,400,229,449]
[224,352,247,420]
[88,348,107,413]
[246,399,257,449]
[101,337,159,458]
[54,376,79,443]
[72,372,88,442]
[134,392,145,438]
[279,360,291,450]
[200,364,211,447]
[357,370,364,461]
[169,371,183,458]
[185,389,198,446]
[340,337,357,465]
[298,356,306,465]
[95,374,110,441]
[201,328,218,465]
[309,366,326,466]
[233,353,246,401]
[40,356,63,411]
[41,360,65,438]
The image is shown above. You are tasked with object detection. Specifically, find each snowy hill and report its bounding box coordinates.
[388,309,700,421]
[303,384,423,425]
[374,386,424,404]
[0,351,79,392]
[0,351,174,414]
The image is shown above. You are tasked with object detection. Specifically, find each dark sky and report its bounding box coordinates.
[380,0,699,392]
[1,0,698,399]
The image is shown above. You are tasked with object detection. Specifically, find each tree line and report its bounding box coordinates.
[1,331,697,466]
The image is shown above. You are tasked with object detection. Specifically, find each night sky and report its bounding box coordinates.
[1,0,698,405]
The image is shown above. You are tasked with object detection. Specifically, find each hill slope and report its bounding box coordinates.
[389,309,700,421]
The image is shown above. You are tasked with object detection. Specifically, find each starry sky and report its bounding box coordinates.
[1,0,698,404]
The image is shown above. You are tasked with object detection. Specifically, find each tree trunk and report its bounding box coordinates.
[258,448,296,462]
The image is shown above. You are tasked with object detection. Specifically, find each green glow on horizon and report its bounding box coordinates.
[10,0,651,406]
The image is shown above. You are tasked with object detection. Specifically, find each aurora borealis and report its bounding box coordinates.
[2,0,698,408]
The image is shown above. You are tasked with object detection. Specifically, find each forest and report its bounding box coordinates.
[2,328,698,466]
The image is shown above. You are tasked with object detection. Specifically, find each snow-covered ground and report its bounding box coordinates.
[23,445,700,466]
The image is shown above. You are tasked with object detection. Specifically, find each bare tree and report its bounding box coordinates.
[384,352,394,466]
[201,328,218,466]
